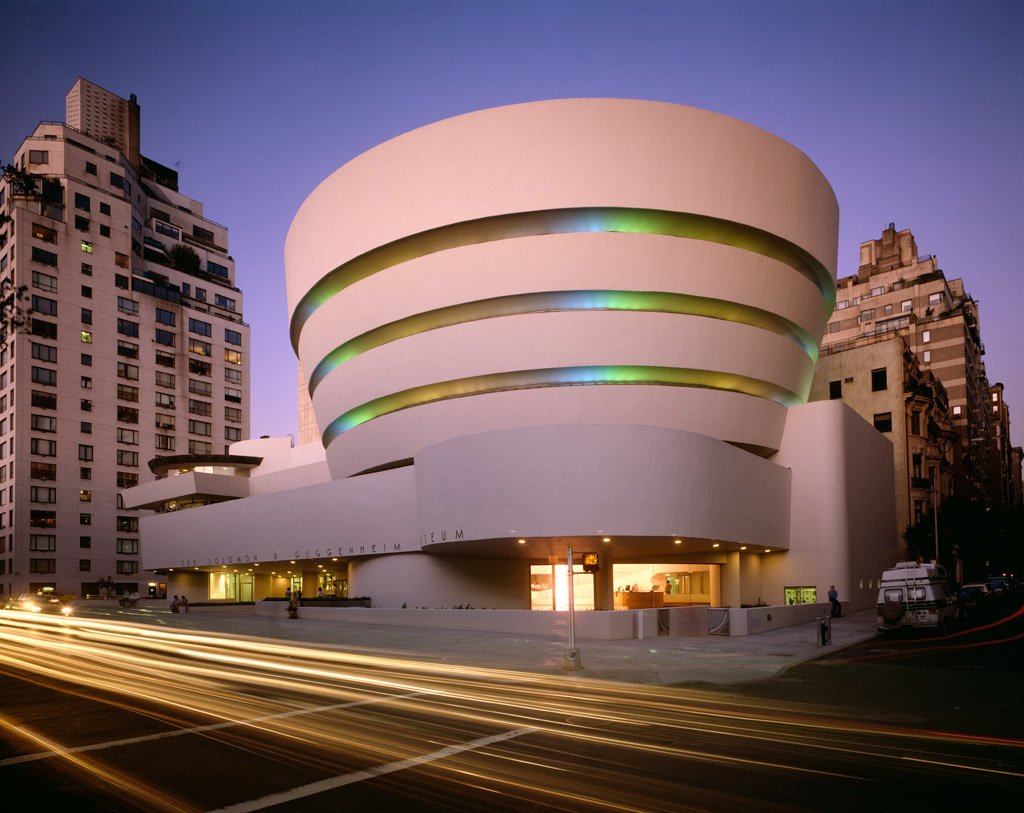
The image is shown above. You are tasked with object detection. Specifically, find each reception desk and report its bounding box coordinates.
[615,590,664,609]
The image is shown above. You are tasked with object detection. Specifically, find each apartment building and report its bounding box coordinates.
[821,224,1005,506]
[0,79,248,599]
[810,333,956,552]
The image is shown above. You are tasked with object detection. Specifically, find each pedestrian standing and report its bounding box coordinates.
[828,585,841,617]
[170,595,180,613]
[180,595,189,613]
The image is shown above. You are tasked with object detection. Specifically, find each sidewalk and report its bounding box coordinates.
[93,603,881,686]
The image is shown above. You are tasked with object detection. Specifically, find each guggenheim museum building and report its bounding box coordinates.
[124,99,896,622]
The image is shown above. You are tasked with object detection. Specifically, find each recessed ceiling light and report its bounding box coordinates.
[674,539,682,545]
[517,539,526,544]
[740,546,747,551]
[764,549,771,553]
[712,543,720,548]
[602,537,611,542]
[290,560,296,564]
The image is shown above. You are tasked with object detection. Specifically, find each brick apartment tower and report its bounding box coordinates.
[815,224,1009,524]
[0,78,249,598]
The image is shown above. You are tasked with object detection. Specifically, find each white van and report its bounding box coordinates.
[876,561,959,632]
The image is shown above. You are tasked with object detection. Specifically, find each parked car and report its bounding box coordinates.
[957,584,989,622]
[987,576,1009,595]
[3,593,74,616]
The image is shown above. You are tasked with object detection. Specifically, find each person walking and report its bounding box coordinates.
[170,595,180,613]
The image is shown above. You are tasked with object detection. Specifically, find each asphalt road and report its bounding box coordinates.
[1,599,1021,812]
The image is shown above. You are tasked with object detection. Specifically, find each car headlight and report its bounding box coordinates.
[60,606,73,615]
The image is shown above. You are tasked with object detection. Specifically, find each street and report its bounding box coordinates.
[1,601,1022,812]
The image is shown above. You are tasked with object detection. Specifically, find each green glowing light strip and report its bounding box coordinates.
[290,207,835,350]
[321,365,801,448]
[307,290,819,396]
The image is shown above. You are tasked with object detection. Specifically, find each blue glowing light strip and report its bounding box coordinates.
[322,365,801,448]
[307,289,819,395]
[290,207,836,350]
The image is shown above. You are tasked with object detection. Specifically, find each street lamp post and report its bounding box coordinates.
[563,542,582,671]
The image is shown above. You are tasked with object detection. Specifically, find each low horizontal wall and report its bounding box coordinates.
[254,602,830,639]
[728,602,830,636]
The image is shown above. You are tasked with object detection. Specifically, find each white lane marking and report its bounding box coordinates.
[207,727,538,812]
[0,692,428,767]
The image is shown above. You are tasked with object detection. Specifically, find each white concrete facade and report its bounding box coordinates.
[125,100,896,623]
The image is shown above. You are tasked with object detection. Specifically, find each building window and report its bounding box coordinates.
[225,406,242,423]
[100,201,112,215]
[117,450,139,467]
[224,349,242,366]
[910,412,921,435]
[900,300,912,312]
[155,434,175,451]
[31,342,58,363]
[117,319,139,338]
[155,371,176,388]
[883,304,893,316]
[81,308,92,324]
[30,558,56,573]
[189,318,212,337]
[30,487,57,504]
[81,354,92,366]
[118,297,140,316]
[31,247,59,267]
[78,444,94,461]
[117,516,139,533]
[835,300,848,310]
[115,274,129,289]
[871,368,887,392]
[117,428,139,445]
[81,241,93,254]
[80,490,92,502]
[31,366,57,386]
[82,262,93,275]
[30,462,57,480]
[117,406,139,424]
[80,468,91,480]
[156,392,175,408]
[80,513,92,525]
[117,384,139,402]
[225,388,242,403]
[225,426,241,442]
[32,270,58,291]
[155,329,176,347]
[31,295,58,316]
[117,472,138,489]
[80,421,92,434]
[155,413,176,431]
[189,379,212,396]
[117,538,140,555]
[31,319,58,339]
[30,534,56,551]
[115,252,129,268]
[860,308,874,322]
[85,161,97,175]
[189,359,212,376]
[156,351,176,368]
[225,329,242,346]
[225,368,242,384]
[189,420,211,436]
[189,338,212,356]
[75,192,91,212]
[75,215,91,232]
[873,413,892,433]
[188,399,211,416]
[81,376,92,389]
[117,362,139,380]
[215,294,236,311]
[117,560,140,575]
[923,350,931,363]
[32,390,57,409]
[31,438,57,456]
[928,292,944,306]
[80,559,91,572]
[189,440,212,455]
[922,330,931,343]
[31,414,57,433]
[29,511,57,528]
[81,331,92,343]
[155,308,176,326]
[80,536,91,548]
[117,340,139,359]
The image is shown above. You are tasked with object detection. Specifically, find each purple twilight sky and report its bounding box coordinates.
[3,0,1022,441]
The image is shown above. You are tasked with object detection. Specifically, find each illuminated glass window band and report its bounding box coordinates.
[307,289,818,396]
[322,365,802,447]
[290,207,836,350]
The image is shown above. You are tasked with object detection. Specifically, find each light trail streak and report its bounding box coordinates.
[1,610,1021,810]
